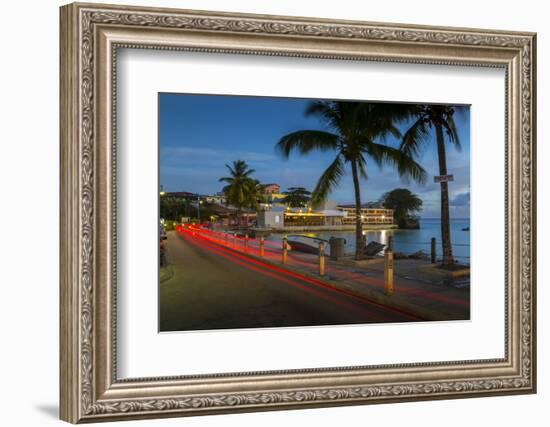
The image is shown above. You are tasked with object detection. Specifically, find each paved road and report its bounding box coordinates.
[160,231,419,332]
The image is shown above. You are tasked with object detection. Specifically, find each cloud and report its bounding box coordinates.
[161,146,277,164]
[450,192,470,207]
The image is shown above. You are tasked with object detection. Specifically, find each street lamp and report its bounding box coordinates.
[196,193,201,223]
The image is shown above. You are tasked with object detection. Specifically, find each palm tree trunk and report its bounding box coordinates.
[435,123,454,265]
[350,160,364,260]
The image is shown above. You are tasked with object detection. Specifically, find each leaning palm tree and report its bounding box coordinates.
[219,160,257,225]
[400,105,465,266]
[277,101,427,259]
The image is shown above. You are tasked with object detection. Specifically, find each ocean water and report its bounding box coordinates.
[266,218,471,262]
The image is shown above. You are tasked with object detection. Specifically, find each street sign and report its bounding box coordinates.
[434,174,454,183]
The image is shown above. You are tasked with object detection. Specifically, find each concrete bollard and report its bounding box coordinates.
[431,237,436,264]
[319,242,325,277]
[282,236,288,264]
[384,247,394,296]
[244,234,248,251]
[387,235,394,252]
[260,236,265,257]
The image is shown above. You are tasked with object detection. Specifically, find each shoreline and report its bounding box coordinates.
[252,224,398,233]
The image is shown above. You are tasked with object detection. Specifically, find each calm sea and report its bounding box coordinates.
[266,218,471,262]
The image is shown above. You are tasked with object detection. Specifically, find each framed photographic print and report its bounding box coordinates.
[60,2,536,423]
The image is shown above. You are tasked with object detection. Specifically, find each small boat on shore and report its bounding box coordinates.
[287,235,330,254]
[364,241,385,257]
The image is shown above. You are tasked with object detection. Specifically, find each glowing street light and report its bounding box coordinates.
[196,193,201,222]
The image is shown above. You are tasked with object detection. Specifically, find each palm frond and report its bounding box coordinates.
[354,103,416,140]
[276,130,340,158]
[369,143,427,184]
[356,153,368,180]
[442,116,462,151]
[305,101,342,130]
[400,117,430,157]
[311,155,345,207]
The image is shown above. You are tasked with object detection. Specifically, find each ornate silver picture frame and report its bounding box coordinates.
[60,2,536,423]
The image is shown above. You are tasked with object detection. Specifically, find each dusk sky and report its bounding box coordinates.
[159,93,470,219]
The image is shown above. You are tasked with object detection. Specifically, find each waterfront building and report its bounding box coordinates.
[204,193,226,205]
[207,204,257,226]
[257,200,394,230]
[337,203,394,226]
[257,207,285,229]
[262,183,280,194]
[260,183,286,205]
[257,207,344,229]
[283,209,344,227]
[164,191,197,199]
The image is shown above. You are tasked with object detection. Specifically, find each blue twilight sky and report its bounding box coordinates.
[159,93,470,219]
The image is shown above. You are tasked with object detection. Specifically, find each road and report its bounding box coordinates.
[159,230,420,332]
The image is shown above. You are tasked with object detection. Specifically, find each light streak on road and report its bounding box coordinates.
[178,224,468,309]
[177,225,423,322]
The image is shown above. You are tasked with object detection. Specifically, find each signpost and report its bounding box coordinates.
[434,174,454,183]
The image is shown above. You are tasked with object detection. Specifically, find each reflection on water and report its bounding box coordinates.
[265,218,470,261]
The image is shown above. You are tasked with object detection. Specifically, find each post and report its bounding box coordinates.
[233,234,236,249]
[319,242,325,277]
[282,236,288,264]
[384,246,394,296]
[244,234,248,251]
[260,236,265,257]
[387,235,394,252]
[196,193,200,223]
[431,237,436,264]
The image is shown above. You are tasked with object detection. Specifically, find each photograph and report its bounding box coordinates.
[158,93,471,332]
[56,2,536,422]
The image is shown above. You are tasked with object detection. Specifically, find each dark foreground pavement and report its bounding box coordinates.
[160,231,420,332]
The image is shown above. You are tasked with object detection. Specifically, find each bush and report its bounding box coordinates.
[163,220,177,231]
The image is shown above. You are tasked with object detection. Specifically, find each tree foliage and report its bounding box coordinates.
[281,187,312,208]
[160,196,192,221]
[380,188,423,228]
[219,160,260,222]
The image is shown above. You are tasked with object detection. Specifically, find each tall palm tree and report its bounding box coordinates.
[219,160,257,225]
[400,105,464,266]
[277,101,427,259]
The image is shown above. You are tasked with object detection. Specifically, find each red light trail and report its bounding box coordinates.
[177,225,424,322]
[177,224,468,310]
